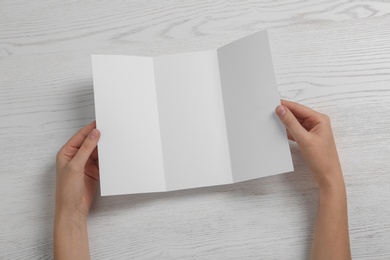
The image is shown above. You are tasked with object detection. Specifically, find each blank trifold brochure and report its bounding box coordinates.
[92,30,293,196]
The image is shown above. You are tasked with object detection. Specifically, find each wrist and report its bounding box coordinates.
[318,176,346,196]
[55,207,88,229]
[54,209,90,260]
[314,164,345,190]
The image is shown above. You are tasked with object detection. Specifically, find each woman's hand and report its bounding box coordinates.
[54,121,100,260]
[275,99,343,190]
[55,121,100,221]
[276,100,351,260]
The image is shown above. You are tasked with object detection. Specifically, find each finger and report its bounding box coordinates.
[64,121,96,150]
[83,171,99,210]
[88,147,99,169]
[90,147,98,162]
[286,130,295,141]
[281,100,321,120]
[85,158,100,181]
[72,129,100,167]
[276,105,308,143]
[57,122,97,166]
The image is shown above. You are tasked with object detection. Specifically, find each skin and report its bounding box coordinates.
[54,121,100,260]
[275,99,351,260]
[54,100,351,259]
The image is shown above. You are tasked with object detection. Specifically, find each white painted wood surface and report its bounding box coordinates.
[1,1,390,259]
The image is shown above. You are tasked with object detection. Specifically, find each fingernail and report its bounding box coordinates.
[276,105,287,116]
[89,129,100,139]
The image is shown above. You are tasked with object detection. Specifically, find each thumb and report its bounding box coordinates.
[72,129,100,167]
[275,105,307,143]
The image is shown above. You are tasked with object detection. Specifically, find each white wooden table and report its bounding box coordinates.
[1,1,390,259]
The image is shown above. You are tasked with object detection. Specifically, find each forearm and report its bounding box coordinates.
[311,175,351,260]
[54,214,90,260]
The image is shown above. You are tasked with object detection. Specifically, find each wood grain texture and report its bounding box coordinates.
[1,0,390,259]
